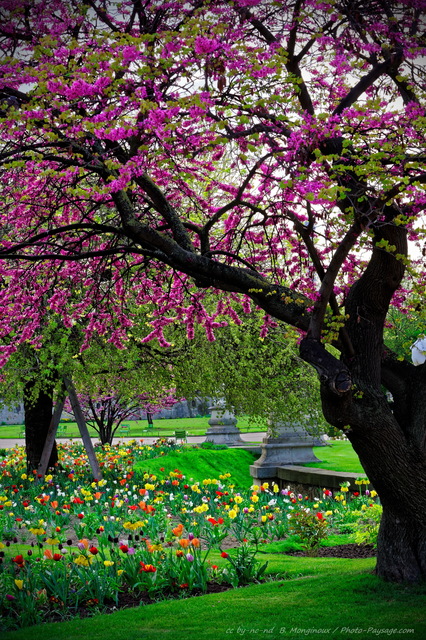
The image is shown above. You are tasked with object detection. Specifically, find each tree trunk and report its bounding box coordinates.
[103,420,114,445]
[299,210,426,583]
[320,385,426,583]
[24,380,58,473]
[350,425,426,583]
[375,507,426,582]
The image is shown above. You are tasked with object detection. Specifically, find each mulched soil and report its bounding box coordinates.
[44,583,235,622]
[285,543,376,559]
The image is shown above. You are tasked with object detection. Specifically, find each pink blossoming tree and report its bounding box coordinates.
[1,0,426,582]
[64,390,176,445]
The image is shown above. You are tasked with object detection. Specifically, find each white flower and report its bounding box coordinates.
[412,338,426,366]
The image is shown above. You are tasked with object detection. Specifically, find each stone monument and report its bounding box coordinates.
[250,420,323,484]
[203,402,244,446]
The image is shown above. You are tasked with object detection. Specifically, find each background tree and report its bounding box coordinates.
[64,389,176,445]
[0,0,426,582]
[0,311,179,466]
[0,320,81,471]
[67,329,180,444]
[169,301,327,433]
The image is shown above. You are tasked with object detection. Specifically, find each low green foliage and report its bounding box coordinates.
[221,544,268,586]
[198,441,228,450]
[288,508,329,555]
[353,504,383,547]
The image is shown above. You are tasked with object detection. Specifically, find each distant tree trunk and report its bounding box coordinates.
[101,419,115,445]
[24,380,58,473]
[186,400,194,418]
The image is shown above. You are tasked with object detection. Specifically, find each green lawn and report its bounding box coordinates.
[0,425,364,475]
[309,440,364,474]
[0,416,265,440]
[0,438,421,639]
[2,554,424,640]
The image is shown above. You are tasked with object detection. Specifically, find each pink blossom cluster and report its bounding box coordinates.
[0,0,424,360]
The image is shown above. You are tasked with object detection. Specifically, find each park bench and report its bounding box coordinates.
[119,424,131,436]
[174,429,187,443]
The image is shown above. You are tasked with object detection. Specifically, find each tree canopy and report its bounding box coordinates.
[1,0,426,583]
[0,0,423,357]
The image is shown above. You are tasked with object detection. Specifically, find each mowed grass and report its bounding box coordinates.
[2,555,425,640]
[0,416,265,440]
[308,440,364,474]
[135,447,258,489]
[0,425,365,476]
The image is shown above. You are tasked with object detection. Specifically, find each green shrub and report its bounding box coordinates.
[199,442,228,450]
[353,504,383,547]
[288,508,329,556]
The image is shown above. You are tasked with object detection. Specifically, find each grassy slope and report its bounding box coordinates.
[2,556,425,640]
[135,448,258,489]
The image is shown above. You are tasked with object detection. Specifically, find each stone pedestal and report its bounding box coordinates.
[250,421,322,484]
[203,404,244,446]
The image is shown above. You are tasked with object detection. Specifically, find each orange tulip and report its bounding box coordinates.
[172,523,184,536]
[178,538,190,548]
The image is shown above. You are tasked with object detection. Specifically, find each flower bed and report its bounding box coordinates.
[0,440,380,631]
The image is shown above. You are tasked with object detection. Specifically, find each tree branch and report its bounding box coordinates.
[333,52,403,115]
[300,336,352,395]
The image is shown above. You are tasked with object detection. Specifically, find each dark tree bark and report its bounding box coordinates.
[301,220,426,582]
[23,380,58,473]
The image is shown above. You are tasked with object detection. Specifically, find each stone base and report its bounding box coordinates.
[204,425,244,446]
[203,404,244,446]
[250,422,323,483]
